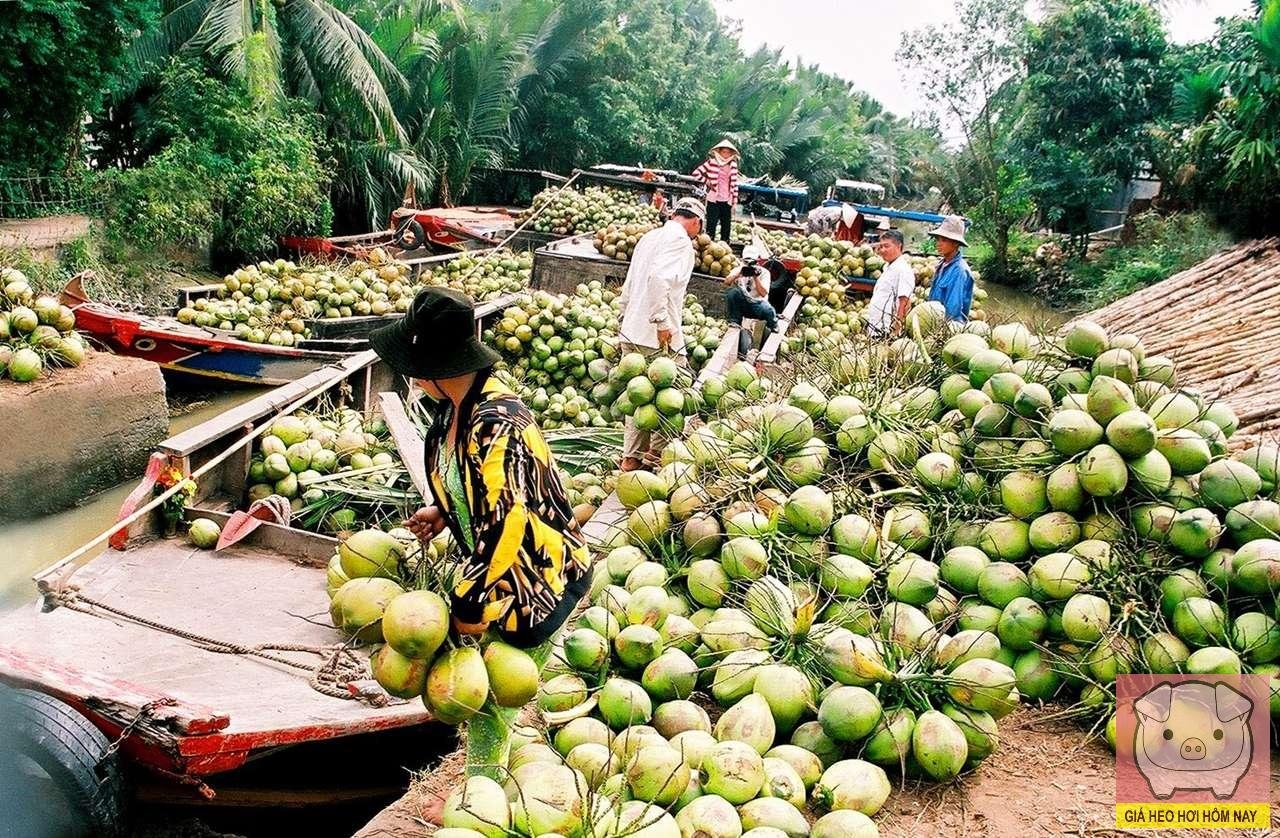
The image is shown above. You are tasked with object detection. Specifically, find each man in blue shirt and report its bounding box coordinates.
[927,215,974,321]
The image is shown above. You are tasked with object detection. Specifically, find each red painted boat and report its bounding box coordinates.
[61,275,356,386]
[0,354,436,829]
[282,205,526,258]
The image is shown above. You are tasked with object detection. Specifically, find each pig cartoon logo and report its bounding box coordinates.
[1132,680,1254,800]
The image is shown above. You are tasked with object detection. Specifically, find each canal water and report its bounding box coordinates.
[0,387,265,608]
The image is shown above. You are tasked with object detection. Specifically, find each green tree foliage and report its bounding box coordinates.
[899,0,1033,282]
[1016,0,1170,233]
[0,0,155,177]
[1162,6,1280,233]
[105,63,332,262]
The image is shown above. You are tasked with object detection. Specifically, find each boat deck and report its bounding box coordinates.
[0,534,431,775]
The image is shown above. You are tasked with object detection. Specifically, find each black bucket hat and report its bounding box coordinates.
[369,287,501,380]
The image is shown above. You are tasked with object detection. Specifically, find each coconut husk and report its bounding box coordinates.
[1077,237,1280,449]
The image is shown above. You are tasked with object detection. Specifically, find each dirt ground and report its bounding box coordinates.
[0,215,93,251]
[355,707,1280,838]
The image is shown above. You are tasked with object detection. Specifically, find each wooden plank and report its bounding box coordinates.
[581,492,628,549]
[159,352,378,458]
[135,781,407,808]
[757,291,803,366]
[0,644,229,736]
[698,328,742,385]
[176,284,225,308]
[378,392,430,501]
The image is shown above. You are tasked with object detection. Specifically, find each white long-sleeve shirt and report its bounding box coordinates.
[617,220,696,352]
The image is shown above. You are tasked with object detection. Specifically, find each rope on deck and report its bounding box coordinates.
[47,586,392,705]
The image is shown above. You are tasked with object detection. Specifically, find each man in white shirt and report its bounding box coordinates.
[616,198,704,470]
[865,228,914,339]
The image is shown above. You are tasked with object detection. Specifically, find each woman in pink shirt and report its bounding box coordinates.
[692,139,740,242]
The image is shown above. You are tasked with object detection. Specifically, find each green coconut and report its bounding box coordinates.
[382,590,449,660]
[1087,376,1137,426]
[1171,597,1228,647]
[1225,500,1280,544]
[911,710,968,781]
[1028,512,1081,554]
[817,686,882,743]
[642,649,699,702]
[1048,410,1104,457]
[711,649,771,704]
[1199,459,1262,510]
[1231,539,1280,596]
[675,795,742,838]
[783,485,834,535]
[1061,320,1109,360]
[1092,348,1139,385]
[1148,392,1202,430]
[996,597,1047,651]
[1061,593,1111,644]
[832,514,879,563]
[968,348,1014,388]
[599,677,654,728]
[1077,445,1128,498]
[1168,507,1224,558]
[1233,444,1280,495]
[1046,463,1085,513]
[977,518,1031,562]
[338,528,405,580]
[998,471,1048,521]
[946,658,1018,714]
[939,546,991,593]
[443,775,511,838]
[371,644,430,699]
[331,577,404,642]
[721,537,770,580]
[763,745,824,791]
[701,741,765,804]
[425,646,489,724]
[812,759,891,816]
[738,798,808,838]
[1028,552,1091,600]
[751,664,814,734]
[187,518,221,549]
[790,721,843,769]
[886,556,940,605]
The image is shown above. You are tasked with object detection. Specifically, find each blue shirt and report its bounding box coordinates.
[929,254,974,321]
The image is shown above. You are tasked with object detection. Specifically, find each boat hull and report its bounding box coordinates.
[65,294,353,386]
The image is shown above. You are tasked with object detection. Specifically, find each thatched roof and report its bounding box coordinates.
[1086,237,1280,446]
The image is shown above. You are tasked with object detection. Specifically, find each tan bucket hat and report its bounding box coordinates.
[673,197,707,223]
[710,138,740,157]
[928,214,968,246]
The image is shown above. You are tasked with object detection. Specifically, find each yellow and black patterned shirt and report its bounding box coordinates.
[425,373,592,645]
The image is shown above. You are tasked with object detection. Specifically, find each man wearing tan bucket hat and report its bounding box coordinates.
[692,139,740,242]
[927,214,975,321]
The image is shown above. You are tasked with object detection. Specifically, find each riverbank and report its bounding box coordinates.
[0,385,265,607]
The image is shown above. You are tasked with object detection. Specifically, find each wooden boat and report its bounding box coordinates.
[61,275,357,386]
[280,205,555,259]
[64,263,524,386]
[0,352,438,831]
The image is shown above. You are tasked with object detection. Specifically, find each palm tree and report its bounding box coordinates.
[128,0,461,226]
[375,0,598,205]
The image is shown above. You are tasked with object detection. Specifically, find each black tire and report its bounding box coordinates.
[393,217,425,251]
[0,687,126,838]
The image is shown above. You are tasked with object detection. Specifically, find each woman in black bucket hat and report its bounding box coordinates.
[369,287,593,648]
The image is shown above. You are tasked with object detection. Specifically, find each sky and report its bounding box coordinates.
[714,0,1257,123]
